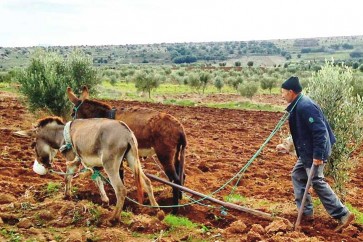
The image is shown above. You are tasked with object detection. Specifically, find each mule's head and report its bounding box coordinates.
[67,86,112,119]
[15,117,65,172]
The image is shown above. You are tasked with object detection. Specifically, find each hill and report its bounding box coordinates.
[1,35,363,70]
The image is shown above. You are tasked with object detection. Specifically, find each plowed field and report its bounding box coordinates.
[1,91,362,241]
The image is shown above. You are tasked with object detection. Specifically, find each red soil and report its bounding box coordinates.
[1,92,362,241]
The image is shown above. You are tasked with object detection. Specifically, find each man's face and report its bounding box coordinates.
[281,88,295,103]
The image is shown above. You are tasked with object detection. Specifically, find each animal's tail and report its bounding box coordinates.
[126,126,144,204]
[133,155,144,204]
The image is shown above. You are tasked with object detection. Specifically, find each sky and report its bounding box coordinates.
[0,0,362,47]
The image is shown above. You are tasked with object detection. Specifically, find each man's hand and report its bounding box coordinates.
[313,159,323,166]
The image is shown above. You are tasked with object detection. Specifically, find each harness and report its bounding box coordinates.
[59,121,80,159]
[108,107,117,119]
[72,100,117,120]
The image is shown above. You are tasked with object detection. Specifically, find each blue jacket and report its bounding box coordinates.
[286,94,336,168]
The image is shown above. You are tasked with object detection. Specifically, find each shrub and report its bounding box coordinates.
[247,61,254,67]
[228,76,243,92]
[0,71,13,83]
[260,77,277,94]
[134,70,161,98]
[199,71,211,94]
[237,81,258,99]
[14,49,98,118]
[214,77,224,92]
[350,51,363,58]
[307,61,363,199]
[186,72,201,93]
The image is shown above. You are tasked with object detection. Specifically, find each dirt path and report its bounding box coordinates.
[1,92,362,241]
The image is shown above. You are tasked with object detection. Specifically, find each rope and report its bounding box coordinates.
[54,95,302,211]
[89,110,292,210]
[72,101,84,119]
[229,94,302,193]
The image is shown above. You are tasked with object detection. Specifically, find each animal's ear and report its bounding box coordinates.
[14,129,36,138]
[67,87,79,104]
[80,85,89,101]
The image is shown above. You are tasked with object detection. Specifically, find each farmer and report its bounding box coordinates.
[281,76,354,232]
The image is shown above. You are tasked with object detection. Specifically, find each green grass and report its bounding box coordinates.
[97,81,284,112]
[99,81,238,96]
[46,182,61,194]
[1,228,22,242]
[120,211,133,225]
[224,193,247,203]
[346,203,363,225]
[205,101,283,112]
[164,214,198,229]
[0,82,17,93]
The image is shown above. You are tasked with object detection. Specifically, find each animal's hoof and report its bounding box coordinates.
[157,210,165,221]
[101,198,110,206]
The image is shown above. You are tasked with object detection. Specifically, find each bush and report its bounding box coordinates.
[0,71,13,83]
[228,76,243,91]
[187,73,202,93]
[14,49,98,118]
[214,77,224,92]
[247,61,254,67]
[134,70,161,98]
[199,71,211,94]
[307,61,363,199]
[260,77,277,94]
[237,81,258,99]
[350,51,363,58]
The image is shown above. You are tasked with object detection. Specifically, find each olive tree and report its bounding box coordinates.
[260,77,277,94]
[134,70,161,98]
[214,76,224,92]
[15,49,98,118]
[237,81,259,100]
[307,61,363,199]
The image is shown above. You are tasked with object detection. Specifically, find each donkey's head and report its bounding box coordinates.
[67,86,112,119]
[15,117,65,171]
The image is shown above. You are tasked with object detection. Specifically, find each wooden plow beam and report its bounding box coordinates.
[146,173,283,221]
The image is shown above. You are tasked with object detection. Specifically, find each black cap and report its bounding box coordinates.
[281,76,302,93]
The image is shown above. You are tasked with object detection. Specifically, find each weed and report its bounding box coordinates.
[312,197,322,207]
[0,228,22,242]
[121,211,133,225]
[132,232,142,238]
[164,214,197,229]
[34,213,45,226]
[224,193,246,204]
[72,209,84,224]
[21,202,32,210]
[46,182,61,195]
[346,203,363,225]
[86,203,101,226]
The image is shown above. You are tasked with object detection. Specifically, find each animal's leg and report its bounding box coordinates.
[139,171,159,207]
[93,175,109,205]
[154,146,180,214]
[103,156,126,222]
[64,159,80,199]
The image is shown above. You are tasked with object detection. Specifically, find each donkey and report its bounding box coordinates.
[67,86,186,213]
[15,117,159,222]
